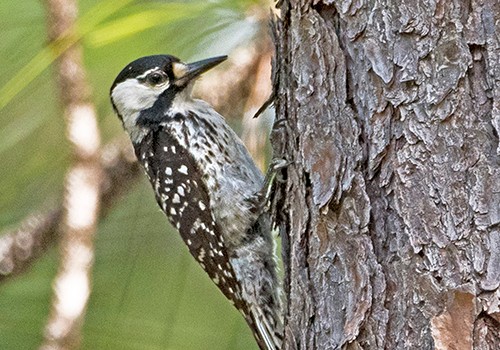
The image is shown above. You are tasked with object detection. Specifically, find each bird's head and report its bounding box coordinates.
[110,54,227,140]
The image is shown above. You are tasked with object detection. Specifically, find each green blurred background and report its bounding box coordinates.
[0,0,269,349]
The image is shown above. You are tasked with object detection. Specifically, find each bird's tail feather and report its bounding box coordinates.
[250,305,283,350]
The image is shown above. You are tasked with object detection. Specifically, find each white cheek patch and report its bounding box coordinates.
[112,78,159,115]
[112,78,171,117]
[111,79,159,143]
[111,77,171,143]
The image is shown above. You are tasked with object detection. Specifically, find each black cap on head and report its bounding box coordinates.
[110,54,180,93]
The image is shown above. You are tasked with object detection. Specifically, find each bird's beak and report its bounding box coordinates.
[173,55,227,87]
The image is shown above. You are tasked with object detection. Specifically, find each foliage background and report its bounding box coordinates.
[0,0,267,349]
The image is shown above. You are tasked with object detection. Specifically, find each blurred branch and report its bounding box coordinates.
[0,209,63,280]
[41,0,102,348]
[0,141,140,284]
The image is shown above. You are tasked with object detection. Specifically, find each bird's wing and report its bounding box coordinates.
[136,128,247,313]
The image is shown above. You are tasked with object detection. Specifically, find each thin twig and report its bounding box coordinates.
[195,28,274,170]
[240,36,274,170]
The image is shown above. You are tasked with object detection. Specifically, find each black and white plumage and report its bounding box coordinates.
[110,54,282,349]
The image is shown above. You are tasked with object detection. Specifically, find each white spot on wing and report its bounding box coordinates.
[177,186,185,196]
[198,248,206,261]
[172,194,180,204]
[178,165,188,174]
[198,201,206,211]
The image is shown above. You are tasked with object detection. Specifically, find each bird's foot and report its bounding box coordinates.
[248,158,290,216]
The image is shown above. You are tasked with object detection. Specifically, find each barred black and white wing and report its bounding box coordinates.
[135,129,246,308]
[134,128,280,349]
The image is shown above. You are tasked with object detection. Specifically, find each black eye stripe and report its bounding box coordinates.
[137,71,168,85]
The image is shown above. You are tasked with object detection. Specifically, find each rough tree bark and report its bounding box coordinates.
[271,0,500,349]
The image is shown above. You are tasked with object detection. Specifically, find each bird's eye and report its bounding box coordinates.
[147,72,167,85]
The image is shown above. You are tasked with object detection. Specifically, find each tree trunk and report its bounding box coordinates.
[271,0,500,349]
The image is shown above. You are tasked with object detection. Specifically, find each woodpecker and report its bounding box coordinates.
[110,54,282,349]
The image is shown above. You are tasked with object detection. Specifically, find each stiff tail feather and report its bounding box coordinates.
[249,305,283,350]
